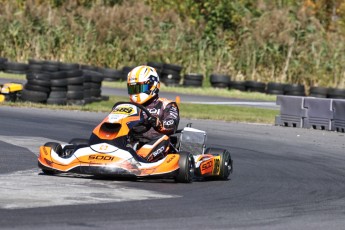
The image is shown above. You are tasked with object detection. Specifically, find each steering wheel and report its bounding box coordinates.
[112,101,152,118]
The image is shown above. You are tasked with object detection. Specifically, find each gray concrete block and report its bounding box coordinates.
[332,99,345,132]
[303,97,333,130]
[275,95,307,128]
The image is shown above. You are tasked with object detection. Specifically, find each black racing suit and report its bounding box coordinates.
[131,96,180,162]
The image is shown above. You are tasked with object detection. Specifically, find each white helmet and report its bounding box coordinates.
[127,65,160,104]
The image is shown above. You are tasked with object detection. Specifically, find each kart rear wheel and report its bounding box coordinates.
[205,147,233,180]
[175,151,195,183]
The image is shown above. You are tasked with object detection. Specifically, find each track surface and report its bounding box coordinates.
[1,106,345,230]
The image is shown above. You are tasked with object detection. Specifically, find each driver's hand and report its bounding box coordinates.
[147,116,161,129]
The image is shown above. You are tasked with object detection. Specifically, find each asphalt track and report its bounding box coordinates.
[0,106,345,230]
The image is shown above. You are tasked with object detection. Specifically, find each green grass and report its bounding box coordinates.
[1,95,278,124]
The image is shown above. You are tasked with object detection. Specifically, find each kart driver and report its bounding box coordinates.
[126,65,180,162]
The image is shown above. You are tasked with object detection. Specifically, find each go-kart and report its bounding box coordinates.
[38,101,233,183]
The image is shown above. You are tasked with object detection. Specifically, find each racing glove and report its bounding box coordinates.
[147,116,162,129]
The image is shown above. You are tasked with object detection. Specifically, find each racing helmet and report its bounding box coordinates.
[127,65,160,104]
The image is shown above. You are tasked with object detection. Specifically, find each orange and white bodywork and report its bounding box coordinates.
[38,102,181,178]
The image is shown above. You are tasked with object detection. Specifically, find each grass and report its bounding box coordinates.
[1,95,278,124]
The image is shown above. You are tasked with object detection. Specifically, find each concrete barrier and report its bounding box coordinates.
[275,95,307,128]
[303,98,333,130]
[332,100,345,133]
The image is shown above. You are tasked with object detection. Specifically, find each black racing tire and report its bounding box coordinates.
[100,68,122,81]
[68,85,84,91]
[41,142,63,174]
[59,62,80,71]
[210,74,230,84]
[183,79,203,87]
[24,84,50,93]
[21,89,48,103]
[47,98,67,105]
[211,82,229,88]
[67,90,84,100]
[28,64,44,73]
[284,84,306,96]
[205,147,233,180]
[69,138,89,146]
[42,64,60,72]
[245,81,266,93]
[51,79,68,87]
[175,151,195,183]
[229,81,246,91]
[26,72,51,81]
[184,73,203,81]
[27,79,51,87]
[67,76,84,85]
[51,86,67,91]
[49,91,67,98]
[66,70,83,78]
[4,61,29,73]
[327,88,345,99]
[49,71,67,80]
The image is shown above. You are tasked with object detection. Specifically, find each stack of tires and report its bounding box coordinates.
[88,70,104,102]
[47,71,68,105]
[210,74,230,89]
[22,72,51,103]
[183,73,203,87]
[101,67,123,82]
[0,58,8,71]
[160,63,182,87]
[3,61,29,75]
[65,69,85,105]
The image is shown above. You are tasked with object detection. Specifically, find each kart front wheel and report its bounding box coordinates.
[175,151,195,183]
[205,147,233,180]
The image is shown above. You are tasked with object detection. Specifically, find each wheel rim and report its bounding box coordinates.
[188,156,195,179]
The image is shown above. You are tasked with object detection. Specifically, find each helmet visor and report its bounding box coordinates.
[127,83,150,95]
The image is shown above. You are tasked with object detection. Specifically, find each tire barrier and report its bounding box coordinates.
[3,61,29,75]
[160,63,183,87]
[266,82,285,95]
[245,80,266,93]
[183,73,203,87]
[229,81,246,91]
[276,95,345,133]
[0,57,8,71]
[210,74,230,89]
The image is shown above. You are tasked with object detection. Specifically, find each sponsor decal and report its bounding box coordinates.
[113,106,134,114]
[88,155,114,161]
[167,155,176,163]
[213,157,221,175]
[152,146,165,157]
[148,108,160,115]
[163,119,174,126]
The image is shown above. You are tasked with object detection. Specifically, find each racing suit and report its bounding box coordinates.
[130,96,180,162]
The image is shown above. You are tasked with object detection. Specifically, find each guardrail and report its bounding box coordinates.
[275,95,345,133]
